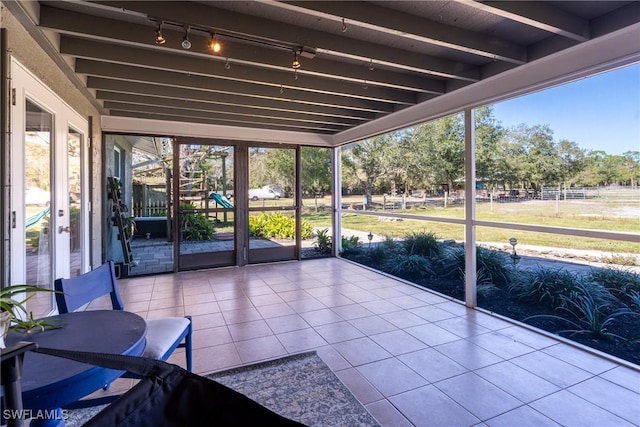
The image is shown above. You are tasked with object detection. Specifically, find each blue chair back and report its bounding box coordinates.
[55,261,125,313]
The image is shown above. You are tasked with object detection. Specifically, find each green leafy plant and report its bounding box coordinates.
[437,246,514,287]
[589,267,640,298]
[477,247,515,287]
[249,213,313,240]
[123,216,137,237]
[341,235,361,250]
[313,228,332,255]
[525,283,636,339]
[403,231,440,259]
[1,285,61,337]
[180,202,216,241]
[385,254,434,282]
[509,268,587,308]
[629,290,640,313]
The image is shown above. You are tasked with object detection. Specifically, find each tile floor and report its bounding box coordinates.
[93,258,640,427]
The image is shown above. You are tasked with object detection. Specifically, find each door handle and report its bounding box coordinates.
[58,225,70,233]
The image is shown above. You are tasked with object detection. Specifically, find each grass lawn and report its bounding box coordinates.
[301,196,640,255]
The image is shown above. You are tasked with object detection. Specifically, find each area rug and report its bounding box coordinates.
[63,351,380,426]
[208,351,380,426]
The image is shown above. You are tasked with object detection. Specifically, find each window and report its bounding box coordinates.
[113,146,122,179]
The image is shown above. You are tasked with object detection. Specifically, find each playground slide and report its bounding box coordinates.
[26,207,50,228]
[210,193,233,209]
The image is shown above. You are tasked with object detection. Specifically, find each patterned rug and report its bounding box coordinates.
[64,351,379,426]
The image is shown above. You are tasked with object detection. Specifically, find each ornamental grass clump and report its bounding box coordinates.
[525,282,636,340]
[437,245,514,287]
[385,254,434,282]
[509,268,584,309]
[403,231,440,259]
[588,267,640,300]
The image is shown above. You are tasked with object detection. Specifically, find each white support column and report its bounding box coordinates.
[332,146,342,256]
[464,108,477,308]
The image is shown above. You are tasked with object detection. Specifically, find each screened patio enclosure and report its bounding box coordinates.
[5,0,638,299]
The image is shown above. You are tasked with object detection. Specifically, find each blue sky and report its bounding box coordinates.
[491,62,640,155]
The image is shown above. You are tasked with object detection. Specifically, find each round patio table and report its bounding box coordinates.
[3,310,146,426]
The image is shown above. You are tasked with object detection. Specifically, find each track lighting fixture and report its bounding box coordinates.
[154,22,166,45]
[292,50,301,69]
[208,33,222,53]
[181,26,192,49]
[149,18,316,71]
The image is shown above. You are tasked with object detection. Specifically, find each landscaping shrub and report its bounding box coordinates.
[525,282,635,339]
[180,202,216,241]
[403,231,439,259]
[313,228,332,255]
[385,254,434,282]
[629,291,640,313]
[437,245,514,287]
[342,235,361,249]
[434,245,464,280]
[588,267,640,299]
[509,268,577,308]
[249,213,313,240]
[478,248,515,287]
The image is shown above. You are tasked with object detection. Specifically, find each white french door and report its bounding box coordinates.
[10,59,89,317]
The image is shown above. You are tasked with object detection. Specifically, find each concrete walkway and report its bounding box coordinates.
[128,229,638,277]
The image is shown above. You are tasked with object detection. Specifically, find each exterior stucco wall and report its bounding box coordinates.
[1,3,104,268]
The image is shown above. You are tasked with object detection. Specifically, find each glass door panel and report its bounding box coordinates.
[177,143,235,270]
[24,99,53,316]
[248,146,298,263]
[68,128,83,278]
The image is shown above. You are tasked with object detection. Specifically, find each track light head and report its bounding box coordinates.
[181,26,191,49]
[208,33,221,53]
[154,22,165,45]
[292,50,301,69]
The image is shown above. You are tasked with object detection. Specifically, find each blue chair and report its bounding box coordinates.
[55,260,193,372]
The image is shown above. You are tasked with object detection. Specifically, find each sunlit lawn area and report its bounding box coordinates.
[301,195,640,254]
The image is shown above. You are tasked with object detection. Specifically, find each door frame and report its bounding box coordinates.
[9,58,89,314]
[172,137,302,271]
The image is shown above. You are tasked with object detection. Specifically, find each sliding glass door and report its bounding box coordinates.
[247,146,299,263]
[175,142,235,270]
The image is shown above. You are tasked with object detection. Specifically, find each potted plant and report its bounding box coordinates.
[0,285,61,348]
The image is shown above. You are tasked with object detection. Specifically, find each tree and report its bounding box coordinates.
[301,147,331,197]
[556,139,586,187]
[475,106,506,189]
[492,131,528,191]
[620,151,640,187]
[503,124,561,192]
[343,134,394,208]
